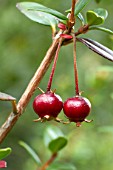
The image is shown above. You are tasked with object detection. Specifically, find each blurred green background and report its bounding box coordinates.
[0,0,113,169]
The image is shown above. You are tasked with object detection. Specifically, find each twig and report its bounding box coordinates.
[70,0,76,24]
[75,24,89,36]
[0,37,59,144]
[62,25,89,46]
[68,0,76,32]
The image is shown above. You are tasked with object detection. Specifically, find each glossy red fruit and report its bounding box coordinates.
[63,96,91,124]
[33,91,63,118]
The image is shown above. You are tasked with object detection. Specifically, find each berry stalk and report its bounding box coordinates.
[40,153,57,170]
[47,39,62,92]
[73,34,80,96]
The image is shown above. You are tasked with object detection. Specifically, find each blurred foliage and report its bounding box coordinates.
[0,0,113,170]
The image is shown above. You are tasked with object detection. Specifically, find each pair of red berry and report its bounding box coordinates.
[33,91,91,126]
[33,23,92,127]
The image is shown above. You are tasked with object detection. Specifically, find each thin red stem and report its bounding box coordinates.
[73,34,79,95]
[46,39,62,92]
[39,153,57,170]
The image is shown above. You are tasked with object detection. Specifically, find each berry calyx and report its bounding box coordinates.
[33,91,63,121]
[63,95,91,126]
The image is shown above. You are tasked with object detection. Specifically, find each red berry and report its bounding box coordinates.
[63,96,91,123]
[33,91,63,119]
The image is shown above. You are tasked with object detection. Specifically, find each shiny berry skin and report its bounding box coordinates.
[33,91,63,118]
[63,96,91,123]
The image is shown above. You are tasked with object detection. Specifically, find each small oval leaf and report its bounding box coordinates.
[19,2,67,21]
[0,148,12,160]
[0,92,16,101]
[44,126,67,153]
[16,3,58,29]
[16,2,67,29]
[77,38,113,61]
[48,137,67,153]
[89,26,113,35]
[87,8,108,26]
[19,141,41,165]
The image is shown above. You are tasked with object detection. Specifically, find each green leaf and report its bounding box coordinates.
[16,2,67,31]
[89,26,113,35]
[77,38,113,61]
[19,2,67,21]
[44,126,67,153]
[48,137,67,153]
[0,92,16,101]
[77,13,85,25]
[19,141,41,165]
[16,3,58,31]
[0,148,12,160]
[87,8,108,26]
[75,0,91,15]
